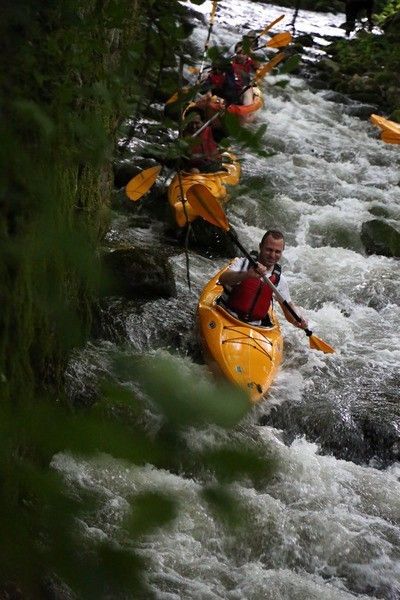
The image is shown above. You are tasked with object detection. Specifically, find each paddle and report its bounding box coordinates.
[124,111,221,202]
[126,53,286,202]
[186,184,335,354]
[187,31,292,76]
[254,14,285,40]
[253,52,286,82]
[125,166,162,202]
[196,0,219,84]
[257,31,292,50]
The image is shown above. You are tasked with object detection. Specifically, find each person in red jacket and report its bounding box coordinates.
[182,108,223,173]
[231,42,260,105]
[219,230,308,328]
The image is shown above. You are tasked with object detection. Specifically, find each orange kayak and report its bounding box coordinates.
[167,153,240,227]
[197,266,283,403]
[194,89,264,125]
[370,114,400,145]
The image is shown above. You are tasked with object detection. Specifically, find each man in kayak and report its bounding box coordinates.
[219,229,308,328]
[182,108,224,173]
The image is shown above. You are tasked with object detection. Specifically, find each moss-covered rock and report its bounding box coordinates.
[103,247,176,299]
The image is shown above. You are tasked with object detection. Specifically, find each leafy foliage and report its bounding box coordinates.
[0,358,277,597]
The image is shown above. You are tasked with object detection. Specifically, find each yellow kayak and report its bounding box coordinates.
[167,152,240,227]
[197,266,283,403]
[370,114,400,145]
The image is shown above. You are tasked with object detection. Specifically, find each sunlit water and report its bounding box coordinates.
[62,2,400,598]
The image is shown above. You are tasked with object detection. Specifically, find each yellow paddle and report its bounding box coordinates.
[127,53,287,202]
[186,184,335,354]
[124,110,222,202]
[125,166,162,202]
[196,0,219,84]
[260,31,292,49]
[254,52,286,82]
[255,14,285,39]
[186,31,292,76]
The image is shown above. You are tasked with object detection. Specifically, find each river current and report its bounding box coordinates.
[60,2,400,598]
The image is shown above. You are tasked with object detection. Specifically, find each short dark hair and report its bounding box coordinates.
[260,229,285,246]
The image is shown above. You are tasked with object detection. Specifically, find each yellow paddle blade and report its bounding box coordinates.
[165,85,192,106]
[186,184,229,231]
[125,165,162,201]
[210,0,218,20]
[370,114,400,145]
[266,31,292,48]
[255,52,285,81]
[258,14,285,37]
[309,334,335,354]
[382,132,400,144]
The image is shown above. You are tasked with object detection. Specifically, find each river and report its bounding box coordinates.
[59,2,400,598]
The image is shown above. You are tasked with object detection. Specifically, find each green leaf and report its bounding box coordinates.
[280,54,301,74]
[124,491,177,536]
[120,355,250,428]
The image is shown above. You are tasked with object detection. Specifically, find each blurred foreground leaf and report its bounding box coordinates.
[125,355,250,428]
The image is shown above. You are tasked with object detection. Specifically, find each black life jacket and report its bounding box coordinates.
[225,257,281,322]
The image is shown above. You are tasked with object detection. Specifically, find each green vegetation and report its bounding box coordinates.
[0,0,196,401]
[324,8,400,114]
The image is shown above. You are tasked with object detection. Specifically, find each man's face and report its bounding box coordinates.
[190,114,203,131]
[259,235,284,268]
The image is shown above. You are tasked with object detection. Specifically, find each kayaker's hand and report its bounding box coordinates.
[294,317,308,329]
[248,262,266,279]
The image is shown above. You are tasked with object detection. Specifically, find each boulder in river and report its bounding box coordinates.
[361,219,400,257]
[102,246,177,299]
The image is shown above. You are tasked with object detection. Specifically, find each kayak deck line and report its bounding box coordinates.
[221,325,274,361]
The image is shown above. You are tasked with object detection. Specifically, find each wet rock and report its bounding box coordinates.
[361,219,400,257]
[317,57,341,73]
[263,375,400,467]
[343,102,378,118]
[179,220,241,259]
[389,108,400,123]
[368,205,391,219]
[102,246,177,299]
[294,33,314,47]
[113,158,159,189]
[322,90,352,104]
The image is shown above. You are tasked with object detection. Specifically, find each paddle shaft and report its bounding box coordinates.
[227,230,312,333]
[254,14,285,41]
[196,0,218,83]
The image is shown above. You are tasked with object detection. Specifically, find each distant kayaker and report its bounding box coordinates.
[182,108,224,173]
[231,42,260,105]
[219,229,309,328]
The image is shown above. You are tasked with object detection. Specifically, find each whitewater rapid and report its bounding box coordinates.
[62,2,400,598]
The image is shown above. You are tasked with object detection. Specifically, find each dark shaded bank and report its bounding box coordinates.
[0,0,194,403]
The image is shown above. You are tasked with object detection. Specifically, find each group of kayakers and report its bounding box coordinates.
[178,30,309,333]
[181,31,265,174]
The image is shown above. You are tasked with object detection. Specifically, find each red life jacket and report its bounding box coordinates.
[190,126,219,161]
[231,62,250,90]
[208,72,225,89]
[226,263,281,322]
